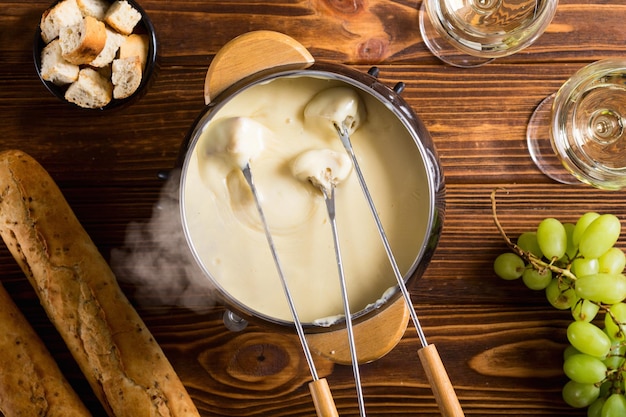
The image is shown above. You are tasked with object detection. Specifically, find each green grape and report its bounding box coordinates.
[564,222,578,261]
[546,277,578,310]
[601,393,626,417]
[567,321,612,358]
[603,341,626,369]
[599,247,626,275]
[572,299,600,322]
[573,212,600,248]
[562,380,600,408]
[563,353,607,384]
[579,214,622,260]
[494,211,626,414]
[572,258,600,278]
[522,267,552,290]
[516,231,543,258]
[604,303,626,341]
[537,217,567,260]
[564,344,581,361]
[575,273,626,305]
[588,397,606,417]
[603,354,625,370]
[493,252,525,280]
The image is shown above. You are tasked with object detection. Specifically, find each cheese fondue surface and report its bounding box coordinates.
[182,75,431,324]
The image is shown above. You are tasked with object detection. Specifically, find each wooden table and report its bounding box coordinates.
[2,1,626,416]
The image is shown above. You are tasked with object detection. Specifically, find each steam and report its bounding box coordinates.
[111,169,216,313]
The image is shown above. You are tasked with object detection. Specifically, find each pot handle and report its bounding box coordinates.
[309,378,339,417]
[204,30,315,104]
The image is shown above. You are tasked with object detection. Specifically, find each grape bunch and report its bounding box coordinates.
[493,212,626,416]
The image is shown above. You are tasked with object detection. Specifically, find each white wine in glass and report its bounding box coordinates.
[527,59,626,190]
[419,0,558,67]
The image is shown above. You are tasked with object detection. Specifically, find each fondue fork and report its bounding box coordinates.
[291,148,365,416]
[333,122,465,417]
[240,163,339,417]
[314,181,367,417]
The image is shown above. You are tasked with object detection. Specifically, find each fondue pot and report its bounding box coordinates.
[178,31,445,363]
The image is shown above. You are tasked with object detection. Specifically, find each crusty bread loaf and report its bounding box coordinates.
[65,67,112,108]
[76,0,110,20]
[0,281,92,417]
[89,27,125,68]
[40,0,83,44]
[41,39,80,86]
[104,0,142,35]
[112,55,142,99]
[0,150,201,417]
[119,33,149,70]
[59,15,106,65]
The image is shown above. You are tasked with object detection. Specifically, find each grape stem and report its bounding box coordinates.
[490,188,578,282]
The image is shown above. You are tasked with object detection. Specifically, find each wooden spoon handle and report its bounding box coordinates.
[418,344,465,417]
[308,378,339,417]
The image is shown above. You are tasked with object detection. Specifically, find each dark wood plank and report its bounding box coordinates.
[2,1,626,416]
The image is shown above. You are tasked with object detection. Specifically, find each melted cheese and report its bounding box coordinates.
[182,75,431,324]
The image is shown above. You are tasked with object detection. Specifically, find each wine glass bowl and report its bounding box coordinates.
[419,0,559,67]
[527,59,626,190]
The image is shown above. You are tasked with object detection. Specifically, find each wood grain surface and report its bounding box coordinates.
[2,1,626,416]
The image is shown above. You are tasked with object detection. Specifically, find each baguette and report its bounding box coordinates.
[59,15,106,65]
[41,39,80,86]
[0,150,200,417]
[89,27,125,68]
[0,281,92,417]
[40,0,83,44]
[64,67,113,109]
[76,0,111,20]
[111,55,142,99]
[104,0,142,35]
[119,33,149,70]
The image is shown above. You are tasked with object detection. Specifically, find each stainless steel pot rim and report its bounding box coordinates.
[179,65,443,331]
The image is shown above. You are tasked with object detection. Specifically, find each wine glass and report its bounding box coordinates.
[419,0,559,68]
[526,59,626,191]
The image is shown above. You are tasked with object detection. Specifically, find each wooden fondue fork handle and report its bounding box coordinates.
[309,378,340,417]
[418,344,465,417]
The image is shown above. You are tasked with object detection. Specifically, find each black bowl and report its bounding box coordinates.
[33,0,158,110]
